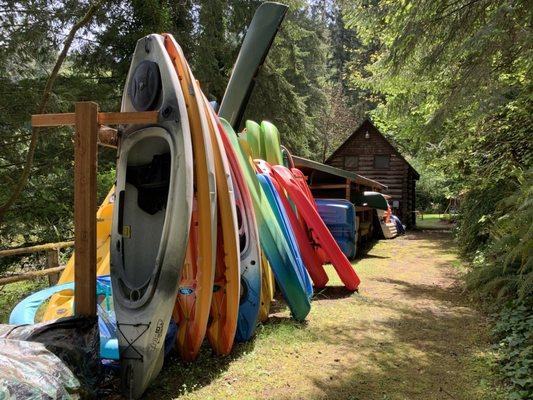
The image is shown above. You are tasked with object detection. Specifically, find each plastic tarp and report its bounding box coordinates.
[0,317,100,399]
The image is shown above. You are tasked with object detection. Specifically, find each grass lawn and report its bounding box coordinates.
[145,230,504,400]
[416,213,456,230]
[0,278,48,323]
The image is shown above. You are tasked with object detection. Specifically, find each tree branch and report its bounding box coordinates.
[0,0,104,224]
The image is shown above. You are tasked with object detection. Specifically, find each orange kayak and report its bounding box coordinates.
[164,34,217,361]
[202,92,240,355]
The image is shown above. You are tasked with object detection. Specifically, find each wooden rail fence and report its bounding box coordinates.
[0,241,74,286]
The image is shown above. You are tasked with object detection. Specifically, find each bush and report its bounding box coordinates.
[465,170,533,301]
[492,300,533,399]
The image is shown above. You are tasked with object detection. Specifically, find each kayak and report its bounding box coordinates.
[11,277,118,361]
[353,191,389,210]
[256,160,328,288]
[260,121,283,165]
[43,189,114,321]
[258,251,275,322]
[271,165,361,291]
[163,34,217,362]
[201,94,240,356]
[217,120,261,342]
[221,118,310,321]
[256,173,313,299]
[110,33,193,399]
[243,120,262,159]
[315,199,357,260]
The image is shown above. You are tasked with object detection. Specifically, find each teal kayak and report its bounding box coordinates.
[353,191,389,210]
[220,118,310,321]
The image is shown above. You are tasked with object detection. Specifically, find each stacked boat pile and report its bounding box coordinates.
[9,34,361,398]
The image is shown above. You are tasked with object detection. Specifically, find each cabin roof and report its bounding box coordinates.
[325,119,420,180]
[292,155,387,190]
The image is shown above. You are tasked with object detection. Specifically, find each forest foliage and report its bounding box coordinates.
[0,0,531,395]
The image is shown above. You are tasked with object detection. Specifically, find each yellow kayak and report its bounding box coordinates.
[42,188,114,321]
[258,251,275,322]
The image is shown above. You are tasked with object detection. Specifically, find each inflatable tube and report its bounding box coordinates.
[272,165,361,291]
[111,34,194,399]
[10,278,118,360]
[163,34,217,362]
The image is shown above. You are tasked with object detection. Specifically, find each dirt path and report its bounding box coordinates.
[147,230,502,400]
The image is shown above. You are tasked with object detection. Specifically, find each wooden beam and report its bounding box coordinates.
[345,179,351,200]
[0,241,74,257]
[309,184,350,190]
[0,265,66,286]
[32,110,158,127]
[74,102,98,317]
[98,111,158,125]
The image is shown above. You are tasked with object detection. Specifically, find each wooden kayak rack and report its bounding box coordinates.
[20,102,158,317]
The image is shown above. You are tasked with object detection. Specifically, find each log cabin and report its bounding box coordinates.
[325,119,419,228]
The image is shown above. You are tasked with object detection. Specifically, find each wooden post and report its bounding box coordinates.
[345,179,351,201]
[74,102,98,317]
[46,249,60,285]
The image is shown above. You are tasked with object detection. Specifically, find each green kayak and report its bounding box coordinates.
[353,191,389,210]
[220,118,311,321]
[260,121,283,165]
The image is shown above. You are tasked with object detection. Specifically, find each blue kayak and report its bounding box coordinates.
[315,199,357,260]
[222,119,310,321]
[257,174,313,299]
[9,276,177,361]
[10,276,119,360]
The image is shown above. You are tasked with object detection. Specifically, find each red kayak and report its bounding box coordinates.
[255,160,328,288]
[271,165,361,291]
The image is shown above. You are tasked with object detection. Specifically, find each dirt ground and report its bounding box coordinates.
[145,228,503,400]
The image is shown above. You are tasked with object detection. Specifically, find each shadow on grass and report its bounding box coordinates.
[275,274,494,399]
[313,286,354,301]
[141,229,495,400]
[144,335,259,399]
[361,253,390,260]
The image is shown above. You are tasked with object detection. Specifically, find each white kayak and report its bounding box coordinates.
[110,34,193,399]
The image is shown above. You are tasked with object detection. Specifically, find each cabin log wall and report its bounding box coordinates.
[326,120,419,228]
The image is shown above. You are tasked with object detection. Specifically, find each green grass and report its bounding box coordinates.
[0,278,48,323]
[147,231,505,400]
[416,213,456,230]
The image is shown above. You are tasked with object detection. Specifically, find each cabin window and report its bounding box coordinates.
[374,155,390,169]
[344,156,358,169]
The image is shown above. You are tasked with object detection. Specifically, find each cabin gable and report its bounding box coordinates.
[326,119,419,228]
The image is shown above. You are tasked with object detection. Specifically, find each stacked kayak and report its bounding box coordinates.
[9,30,362,400]
[315,199,357,260]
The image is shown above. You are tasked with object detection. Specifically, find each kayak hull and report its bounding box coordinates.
[163,34,217,362]
[218,121,261,342]
[271,165,361,291]
[111,34,193,399]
